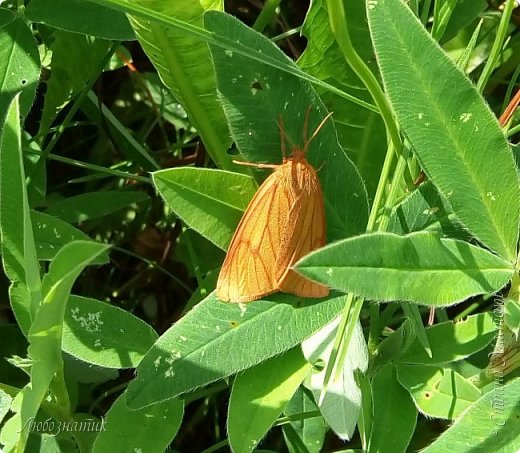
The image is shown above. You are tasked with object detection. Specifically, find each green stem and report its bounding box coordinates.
[420,0,433,26]
[25,148,151,183]
[253,0,281,32]
[476,0,516,93]
[325,0,401,153]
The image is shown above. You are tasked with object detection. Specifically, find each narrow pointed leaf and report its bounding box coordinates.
[125,292,346,409]
[297,232,513,305]
[368,0,520,261]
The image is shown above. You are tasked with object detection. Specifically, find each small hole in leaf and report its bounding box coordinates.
[424,392,432,399]
[230,320,239,328]
[227,145,240,156]
[250,80,263,96]
[20,79,27,85]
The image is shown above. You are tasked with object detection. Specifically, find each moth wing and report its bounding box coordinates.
[216,170,292,303]
[277,169,329,298]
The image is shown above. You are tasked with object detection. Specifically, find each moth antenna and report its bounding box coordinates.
[303,111,334,153]
[278,114,288,159]
[233,160,278,169]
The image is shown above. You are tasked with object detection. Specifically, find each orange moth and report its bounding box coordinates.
[216,107,331,303]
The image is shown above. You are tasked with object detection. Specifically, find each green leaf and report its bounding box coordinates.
[25,0,135,41]
[153,168,256,250]
[373,319,416,368]
[125,292,346,409]
[37,30,112,134]
[45,190,150,224]
[128,0,235,171]
[92,393,183,453]
[388,181,467,238]
[421,377,520,453]
[14,241,110,450]
[368,0,520,261]
[283,387,326,453]
[396,365,481,420]
[206,10,369,240]
[33,211,109,264]
[0,95,41,328]
[0,19,40,124]
[297,232,513,305]
[398,313,496,364]
[228,348,311,453]
[298,0,386,199]
[368,365,417,453]
[302,319,368,440]
[63,296,158,369]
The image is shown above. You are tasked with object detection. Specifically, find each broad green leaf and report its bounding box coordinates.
[396,365,480,419]
[228,348,311,453]
[0,19,40,125]
[298,0,386,199]
[368,0,520,261]
[368,365,416,453]
[398,313,496,364]
[128,0,235,171]
[302,318,368,440]
[388,181,467,238]
[0,96,41,327]
[297,232,513,305]
[25,0,135,41]
[14,241,110,450]
[37,30,112,134]
[153,168,256,250]
[505,298,520,339]
[283,387,326,453]
[45,190,149,224]
[33,211,109,264]
[206,11,369,240]
[125,292,346,409]
[63,296,158,369]
[422,378,520,453]
[92,393,183,453]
